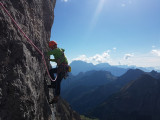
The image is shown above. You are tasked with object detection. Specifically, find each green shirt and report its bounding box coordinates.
[47,48,68,65]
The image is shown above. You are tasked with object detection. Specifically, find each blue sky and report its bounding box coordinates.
[50,0,160,69]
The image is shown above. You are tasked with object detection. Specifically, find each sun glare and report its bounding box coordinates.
[90,0,106,31]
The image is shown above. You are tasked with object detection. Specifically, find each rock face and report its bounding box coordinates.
[56,98,81,120]
[0,0,80,120]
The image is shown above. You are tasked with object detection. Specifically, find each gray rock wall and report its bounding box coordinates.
[0,0,55,119]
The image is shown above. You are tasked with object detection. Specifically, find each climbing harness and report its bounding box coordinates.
[0,2,56,81]
[57,64,71,79]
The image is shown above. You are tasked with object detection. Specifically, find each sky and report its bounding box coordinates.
[50,0,160,69]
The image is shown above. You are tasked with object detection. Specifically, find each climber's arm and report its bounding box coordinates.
[47,50,56,56]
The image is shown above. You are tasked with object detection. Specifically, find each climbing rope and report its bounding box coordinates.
[0,2,56,81]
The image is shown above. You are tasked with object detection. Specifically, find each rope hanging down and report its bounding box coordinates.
[0,2,56,81]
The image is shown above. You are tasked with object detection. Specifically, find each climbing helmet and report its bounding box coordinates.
[49,41,57,47]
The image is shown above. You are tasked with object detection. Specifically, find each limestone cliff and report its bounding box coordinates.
[0,0,80,120]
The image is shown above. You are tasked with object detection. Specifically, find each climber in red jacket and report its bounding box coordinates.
[47,41,70,104]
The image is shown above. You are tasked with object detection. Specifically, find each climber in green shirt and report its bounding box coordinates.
[47,48,68,66]
[47,41,69,104]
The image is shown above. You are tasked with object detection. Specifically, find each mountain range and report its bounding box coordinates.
[69,60,159,76]
[61,70,116,107]
[88,74,160,120]
[61,68,160,120]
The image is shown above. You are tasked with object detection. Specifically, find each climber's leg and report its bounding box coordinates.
[48,68,57,88]
[49,72,64,104]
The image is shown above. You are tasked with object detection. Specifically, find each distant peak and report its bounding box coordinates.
[151,70,158,74]
[126,69,144,74]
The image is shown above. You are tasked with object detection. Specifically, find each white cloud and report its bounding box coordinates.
[124,53,134,60]
[151,49,160,56]
[152,45,156,48]
[113,47,117,50]
[121,3,126,7]
[129,55,160,68]
[71,50,160,69]
[72,50,111,65]
[73,55,89,62]
[118,52,160,68]
[61,0,68,2]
